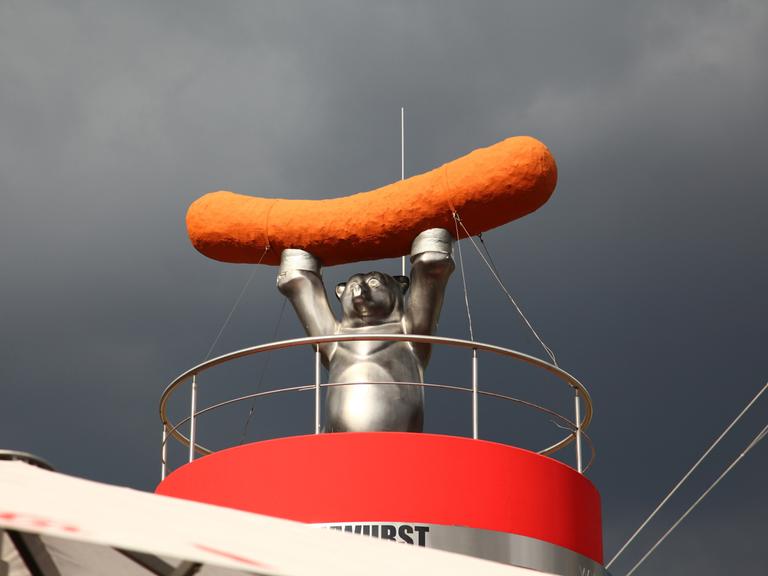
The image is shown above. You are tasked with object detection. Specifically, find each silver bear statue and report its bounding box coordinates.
[277,228,454,432]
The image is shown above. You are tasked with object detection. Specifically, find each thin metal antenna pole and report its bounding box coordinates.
[188,375,198,463]
[161,425,167,481]
[400,107,406,276]
[472,349,479,439]
[314,346,321,434]
[574,388,583,473]
[401,107,405,181]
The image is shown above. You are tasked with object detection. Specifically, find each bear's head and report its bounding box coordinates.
[335,271,409,326]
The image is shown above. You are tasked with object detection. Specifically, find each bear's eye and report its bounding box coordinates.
[367,278,381,288]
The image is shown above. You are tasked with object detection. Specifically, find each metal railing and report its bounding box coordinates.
[159,334,595,480]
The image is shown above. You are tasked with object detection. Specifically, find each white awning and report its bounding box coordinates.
[0,461,550,575]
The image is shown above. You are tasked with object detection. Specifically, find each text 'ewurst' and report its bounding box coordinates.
[325,523,430,546]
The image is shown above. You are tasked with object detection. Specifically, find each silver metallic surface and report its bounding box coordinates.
[314,346,321,434]
[472,349,479,440]
[575,389,583,474]
[278,248,321,275]
[188,375,197,463]
[410,227,454,255]
[161,426,167,481]
[314,522,609,576]
[276,229,454,432]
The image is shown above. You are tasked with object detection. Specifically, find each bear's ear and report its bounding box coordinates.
[335,282,347,300]
[393,275,410,294]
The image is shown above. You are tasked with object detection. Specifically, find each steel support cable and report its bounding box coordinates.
[606,380,768,569]
[202,246,269,362]
[453,212,476,342]
[162,246,268,474]
[624,420,768,576]
[239,296,288,443]
[454,216,558,367]
[453,212,480,439]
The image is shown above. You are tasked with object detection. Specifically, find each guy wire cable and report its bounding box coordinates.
[454,217,557,366]
[240,296,288,444]
[607,379,768,569]
[624,420,768,576]
[453,212,475,342]
[202,245,269,362]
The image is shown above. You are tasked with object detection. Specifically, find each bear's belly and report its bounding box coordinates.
[325,344,424,432]
[328,341,422,384]
[325,381,423,432]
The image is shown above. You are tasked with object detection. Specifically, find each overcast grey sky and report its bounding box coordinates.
[1,1,766,574]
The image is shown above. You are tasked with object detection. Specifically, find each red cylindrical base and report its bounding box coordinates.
[157,433,602,563]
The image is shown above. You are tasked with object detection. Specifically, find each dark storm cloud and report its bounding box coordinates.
[1,1,766,573]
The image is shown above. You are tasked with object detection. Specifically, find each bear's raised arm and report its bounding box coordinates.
[277,250,338,343]
[405,228,455,336]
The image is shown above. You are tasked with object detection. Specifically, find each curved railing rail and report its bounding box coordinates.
[160,334,595,479]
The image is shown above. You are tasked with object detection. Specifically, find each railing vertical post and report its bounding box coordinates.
[472,348,479,440]
[315,346,321,434]
[189,375,198,463]
[161,424,167,481]
[574,388,583,473]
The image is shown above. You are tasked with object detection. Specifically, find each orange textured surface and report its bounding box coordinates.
[186,136,557,266]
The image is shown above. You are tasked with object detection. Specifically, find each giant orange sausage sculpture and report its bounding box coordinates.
[186,135,557,266]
